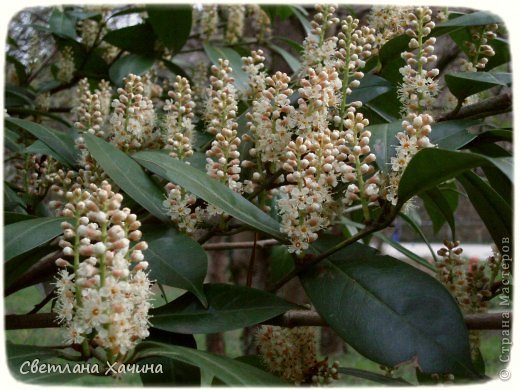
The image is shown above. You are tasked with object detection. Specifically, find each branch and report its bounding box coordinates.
[5,311,510,330]
[5,250,61,297]
[203,239,279,250]
[264,310,509,330]
[437,92,512,122]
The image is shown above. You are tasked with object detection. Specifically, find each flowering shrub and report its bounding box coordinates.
[4,3,512,387]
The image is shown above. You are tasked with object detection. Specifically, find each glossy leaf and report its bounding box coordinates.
[5,117,78,167]
[430,120,479,150]
[25,140,71,166]
[436,10,503,28]
[338,367,412,386]
[150,283,297,333]
[398,148,512,205]
[300,241,477,377]
[133,151,285,240]
[4,127,23,153]
[147,5,192,53]
[349,74,393,104]
[4,217,69,261]
[49,9,77,39]
[269,43,301,73]
[420,182,458,237]
[144,227,208,306]
[135,342,284,385]
[399,212,438,263]
[445,72,511,100]
[109,54,155,84]
[103,23,156,55]
[457,172,511,252]
[4,184,26,212]
[140,328,200,386]
[84,134,168,222]
[4,212,35,224]
[367,120,401,173]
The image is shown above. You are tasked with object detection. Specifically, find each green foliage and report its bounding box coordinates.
[301,240,477,378]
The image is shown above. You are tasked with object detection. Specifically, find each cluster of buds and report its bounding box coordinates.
[198,4,218,41]
[57,46,75,83]
[256,326,340,385]
[242,50,267,100]
[204,60,242,194]
[74,78,106,138]
[397,7,439,115]
[163,183,202,234]
[385,113,434,205]
[12,155,55,198]
[224,5,245,44]
[54,182,152,359]
[339,109,380,209]
[461,24,498,71]
[110,74,157,152]
[367,6,411,52]
[247,5,272,43]
[78,18,100,48]
[243,70,294,193]
[163,76,195,160]
[295,68,342,136]
[301,5,340,73]
[204,59,238,136]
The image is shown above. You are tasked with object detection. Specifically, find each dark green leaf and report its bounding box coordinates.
[398,148,512,205]
[140,328,200,386]
[4,127,23,152]
[49,9,77,39]
[135,341,284,385]
[430,120,479,150]
[84,134,168,222]
[4,217,69,261]
[300,241,477,377]
[436,10,503,28]
[367,120,401,173]
[162,60,190,79]
[457,172,511,252]
[133,151,285,240]
[144,227,207,306]
[4,212,35,224]
[147,5,192,53]
[445,72,511,100]
[151,283,297,334]
[108,54,155,84]
[25,140,71,166]
[268,43,301,73]
[399,212,438,262]
[420,184,458,237]
[5,117,78,167]
[4,183,26,212]
[103,23,157,55]
[269,245,295,285]
[338,367,412,386]
[379,34,410,82]
[485,38,510,70]
[349,74,393,104]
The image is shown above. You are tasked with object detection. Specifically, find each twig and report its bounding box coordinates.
[27,289,56,314]
[437,92,512,122]
[246,233,259,287]
[5,311,510,330]
[203,239,279,250]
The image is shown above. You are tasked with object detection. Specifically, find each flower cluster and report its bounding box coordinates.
[79,19,100,48]
[247,5,272,42]
[162,76,205,234]
[460,24,498,72]
[385,113,434,205]
[397,7,439,116]
[256,325,340,385]
[54,182,152,359]
[11,154,55,197]
[436,241,503,359]
[57,46,75,83]
[224,5,246,44]
[367,6,410,53]
[301,5,340,73]
[205,60,242,193]
[110,74,157,152]
[198,5,218,42]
